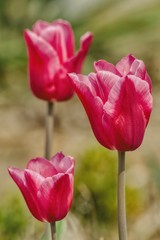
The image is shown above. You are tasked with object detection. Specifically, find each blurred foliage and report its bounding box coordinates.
[0,196,28,240]
[73,146,144,225]
[147,158,160,192]
[146,157,160,204]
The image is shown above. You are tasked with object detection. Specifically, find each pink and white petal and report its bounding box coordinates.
[95,71,120,102]
[8,168,43,221]
[50,152,65,163]
[103,76,152,151]
[145,72,152,92]
[27,158,57,177]
[130,75,152,125]
[116,54,135,76]
[32,20,50,35]
[40,25,70,63]
[52,19,75,58]
[67,32,93,73]
[25,169,45,192]
[24,30,59,61]
[38,174,73,222]
[50,152,75,174]
[24,30,60,101]
[24,169,45,219]
[94,60,121,76]
[69,73,113,148]
[69,73,96,96]
[8,168,25,188]
[130,60,152,91]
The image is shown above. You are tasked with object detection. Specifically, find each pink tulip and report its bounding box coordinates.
[69,54,152,151]
[8,152,75,223]
[24,19,93,101]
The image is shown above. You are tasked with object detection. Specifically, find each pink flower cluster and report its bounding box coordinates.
[8,18,153,228]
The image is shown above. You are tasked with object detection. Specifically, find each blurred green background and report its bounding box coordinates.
[0,0,160,239]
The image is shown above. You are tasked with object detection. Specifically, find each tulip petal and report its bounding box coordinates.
[24,30,60,101]
[130,59,152,91]
[52,19,75,58]
[91,71,120,103]
[50,152,75,174]
[67,32,93,73]
[116,54,135,76]
[32,20,49,35]
[103,75,152,151]
[8,168,43,221]
[40,25,71,63]
[50,67,74,101]
[94,60,121,75]
[38,174,73,222]
[25,169,45,191]
[69,73,114,149]
[27,158,58,177]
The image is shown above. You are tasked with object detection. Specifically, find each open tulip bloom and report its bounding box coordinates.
[24,19,93,102]
[69,54,152,152]
[8,152,75,224]
[69,54,153,240]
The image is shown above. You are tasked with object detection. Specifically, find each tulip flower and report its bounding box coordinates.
[8,152,75,223]
[69,54,152,151]
[24,19,93,101]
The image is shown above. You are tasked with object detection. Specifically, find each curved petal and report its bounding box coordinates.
[27,158,57,177]
[25,169,45,191]
[94,60,121,76]
[24,169,45,220]
[103,75,152,151]
[38,174,74,222]
[68,73,113,148]
[51,19,75,59]
[116,54,135,76]
[50,152,75,174]
[40,25,71,63]
[32,20,50,35]
[94,71,120,102]
[67,32,93,73]
[24,30,60,101]
[130,60,152,91]
[8,168,43,221]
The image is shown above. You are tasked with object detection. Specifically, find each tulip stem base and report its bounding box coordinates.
[45,101,54,159]
[44,101,55,240]
[117,151,127,240]
[50,223,56,240]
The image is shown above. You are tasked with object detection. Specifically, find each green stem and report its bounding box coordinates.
[44,101,56,240]
[50,223,56,240]
[117,151,127,240]
[45,101,54,159]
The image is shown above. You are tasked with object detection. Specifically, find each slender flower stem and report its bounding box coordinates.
[117,151,128,240]
[45,101,54,159]
[50,223,56,240]
[44,101,56,240]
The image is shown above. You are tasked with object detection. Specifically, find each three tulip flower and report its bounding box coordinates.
[9,18,153,238]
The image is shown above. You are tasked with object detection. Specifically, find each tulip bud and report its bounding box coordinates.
[24,19,93,101]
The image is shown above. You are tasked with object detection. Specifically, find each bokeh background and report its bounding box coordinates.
[0,0,160,239]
